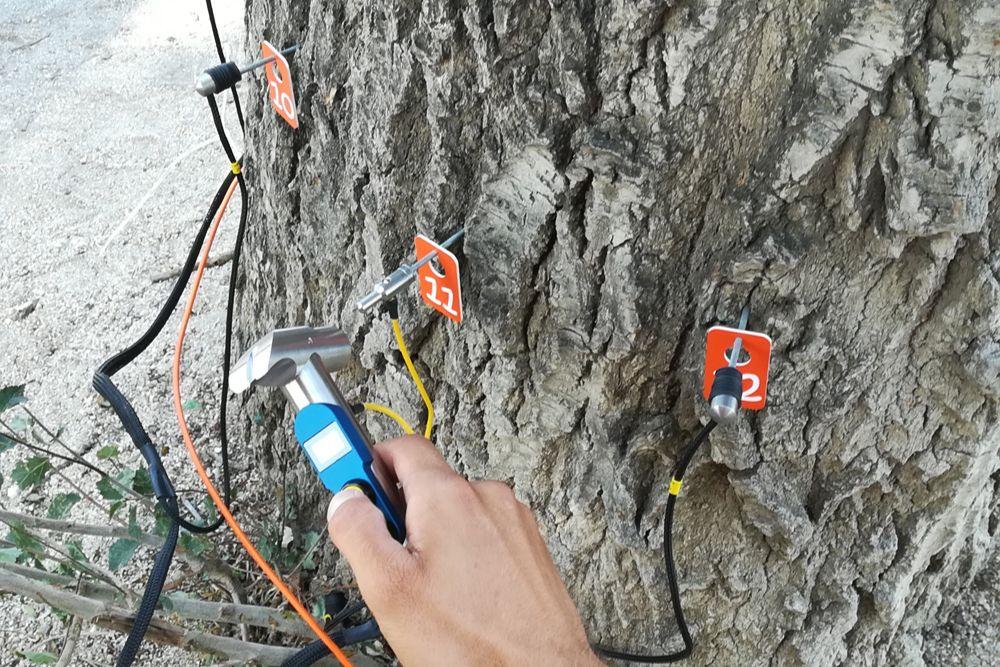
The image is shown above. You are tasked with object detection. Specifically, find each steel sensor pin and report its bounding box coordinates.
[195,44,301,96]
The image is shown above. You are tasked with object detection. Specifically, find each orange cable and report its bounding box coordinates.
[170,178,355,667]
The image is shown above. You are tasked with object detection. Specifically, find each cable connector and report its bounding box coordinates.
[195,44,300,96]
[708,305,749,425]
[355,228,465,313]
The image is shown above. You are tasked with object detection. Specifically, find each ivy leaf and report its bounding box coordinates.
[301,531,321,570]
[0,385,26,413]
[20,651,57,665]
[0,433,15,454]
[47,493,81,519]
[96,445,120,460]
[0,547,22,563]
[12,456,50,489]
[108,538,140,571]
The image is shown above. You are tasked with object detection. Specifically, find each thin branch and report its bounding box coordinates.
[0,509,240,591]
[0,561,313,638]
[55,616,83,667]
[0,570,305,666]
[0,519,134,599]
[18,407,153,510]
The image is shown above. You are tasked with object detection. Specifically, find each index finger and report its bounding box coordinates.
[373,435,457,487]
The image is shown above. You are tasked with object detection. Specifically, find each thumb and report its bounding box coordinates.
[327,487,411,590]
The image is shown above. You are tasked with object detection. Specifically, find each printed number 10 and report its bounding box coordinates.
[269,81,295,120]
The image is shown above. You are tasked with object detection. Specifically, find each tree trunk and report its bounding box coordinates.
[239,0,999,664]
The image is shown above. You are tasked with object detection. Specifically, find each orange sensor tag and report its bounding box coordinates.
[702,326,772,410]
[415,234,462,323]
[261,40,298,129]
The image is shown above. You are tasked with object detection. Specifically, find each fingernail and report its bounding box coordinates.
[328,487,365,523]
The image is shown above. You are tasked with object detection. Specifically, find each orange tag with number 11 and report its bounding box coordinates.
[415,235,462,323]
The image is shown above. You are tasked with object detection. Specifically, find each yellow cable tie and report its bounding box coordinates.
[230,162,241,175]
[669,478,683,496]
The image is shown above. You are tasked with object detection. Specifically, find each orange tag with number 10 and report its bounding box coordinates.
[415,235,463,323]
[702,326,772,410]
[261,40,298,129]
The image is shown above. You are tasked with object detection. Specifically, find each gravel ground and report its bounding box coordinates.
[0,0,997,666]
[0,0,249,663]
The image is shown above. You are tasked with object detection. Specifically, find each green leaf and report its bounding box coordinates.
[311,596,326,621]
[0,385,26,413]
[179,533,210,557]
[0,547,22,563]
[182,398,202,411]
[108,500,125,518]
[0,433,14,454]
[108,538,140,571]
[128,506,141,539]
[132,468,153,496]
[66,540,89,563]
[21,651,57,665]
[301,531,321,570]
[96,476,124,501]
[152,505,172,538]
[11,456,50,489]
[47,492,81,519]
[96,445,120,460]
[7,523,42,556]
[7,414,31,432]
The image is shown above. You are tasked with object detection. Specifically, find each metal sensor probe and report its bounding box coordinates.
[195,44,301,96]
[230,325,406,541]
[708,306,750,424]
[356,228,465,312]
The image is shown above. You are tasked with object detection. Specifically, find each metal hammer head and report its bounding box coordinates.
[229,325,351,394]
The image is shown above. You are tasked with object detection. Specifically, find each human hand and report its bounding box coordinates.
[326,436,602,666]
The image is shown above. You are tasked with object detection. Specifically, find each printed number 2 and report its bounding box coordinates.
[742,373,761,403]
[423,276,457,316]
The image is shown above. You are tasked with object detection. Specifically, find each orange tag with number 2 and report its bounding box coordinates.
[261,40,298,129]
[702,326,772,410]
[415,235,462,323]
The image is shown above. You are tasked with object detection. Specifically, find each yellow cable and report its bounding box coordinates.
[363,402,414,435]
[391,318,434,439]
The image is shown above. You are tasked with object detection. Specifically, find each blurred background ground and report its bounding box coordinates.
[0,0,996,665]
[0,0,247,663]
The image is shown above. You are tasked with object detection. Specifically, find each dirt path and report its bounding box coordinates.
[0,0,247,663]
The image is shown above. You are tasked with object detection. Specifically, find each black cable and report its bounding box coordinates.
[281,620,383,667]
[115,507,180,667]
[93,171,235,534]
[204,0,245,132]
[594,420,718,664]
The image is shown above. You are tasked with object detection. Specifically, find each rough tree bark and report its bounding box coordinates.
[237,1,999,664]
